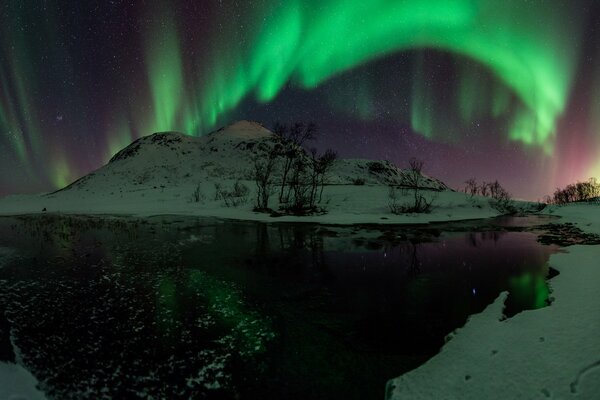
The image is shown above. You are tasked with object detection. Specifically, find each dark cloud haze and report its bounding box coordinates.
[1,0,600,199]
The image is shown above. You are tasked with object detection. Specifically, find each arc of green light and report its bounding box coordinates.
[144,5,185,133]
[183,0,581,151]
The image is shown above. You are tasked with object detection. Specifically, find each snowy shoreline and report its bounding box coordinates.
[0,362,47,400]
[0,185,508,226]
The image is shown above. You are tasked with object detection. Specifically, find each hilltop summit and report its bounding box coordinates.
[211,120,272,139]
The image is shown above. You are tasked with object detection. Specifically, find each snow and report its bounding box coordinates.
[0,121,510,224]
[543,202,600,235]
[0,183,503,225]
[0,290,47,400]
[387,203,600,399]
[211,120,272,139]
[0,362,47,400]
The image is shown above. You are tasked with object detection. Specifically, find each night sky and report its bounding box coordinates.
[1,0,600,200]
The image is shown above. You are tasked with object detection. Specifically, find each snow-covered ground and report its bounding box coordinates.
[0,183,504,225]
[544,202,600,235]
[1,247,47,400]
[0,362,47,400]
[387,203,600,399]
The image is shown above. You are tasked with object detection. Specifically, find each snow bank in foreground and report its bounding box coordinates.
[544,203,600,235]
[387,244,600,399]
[0,362,47,400]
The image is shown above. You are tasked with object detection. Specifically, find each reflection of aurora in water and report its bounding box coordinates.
[1,1,599,198]
[505,269,555,318]
[0,215,561,399]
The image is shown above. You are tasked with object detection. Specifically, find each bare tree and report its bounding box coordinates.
[480,181,490,197]
[464,178,478,197]
[308,148,337,207]
[388,185,402,214]
[273,121,316,203]
[390,158,434,213]
[286,156,312,213]
[405,158,433,213]
[462,177,515,212]
[317,148,337,203]
[253,148,278,211]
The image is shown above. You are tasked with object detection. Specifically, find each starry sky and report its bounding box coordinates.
[1,0,600,200]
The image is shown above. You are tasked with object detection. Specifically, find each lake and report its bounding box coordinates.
[0,214,560,399]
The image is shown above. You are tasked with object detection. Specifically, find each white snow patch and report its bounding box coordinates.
[0,362,47,400]
[0,184,504,226]
[213,120,272,139]
[544,202,600,235]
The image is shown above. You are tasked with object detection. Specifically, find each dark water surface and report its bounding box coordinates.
[0,215,559,399]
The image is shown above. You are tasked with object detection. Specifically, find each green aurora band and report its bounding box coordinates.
[0,2,84,189]
[139,0,583,155]
[145,5,186,134]
[0,5,43,165]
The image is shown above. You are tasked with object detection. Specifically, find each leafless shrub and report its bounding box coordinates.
[390,158,434,213]
[388,185,434,214]
[190,183,204,203]
[214,183,225,201]
[216,180,250,207]
[462,178,515,213]
[464,178,478,197]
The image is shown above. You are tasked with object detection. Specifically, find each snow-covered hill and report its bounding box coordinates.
[0,120,508,224]
[58,120,447,195]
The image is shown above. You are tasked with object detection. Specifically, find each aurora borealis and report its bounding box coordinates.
[1,0,600,199]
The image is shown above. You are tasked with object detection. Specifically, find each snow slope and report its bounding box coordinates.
[387,202,600,399]
[543,202,600,235]
[0,362,47,400]
[0,121,506,224]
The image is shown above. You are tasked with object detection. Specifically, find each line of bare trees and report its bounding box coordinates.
[464,178,514,213]
[546,178,600,204]
[464,178,511,200]
[253,122,337,215]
